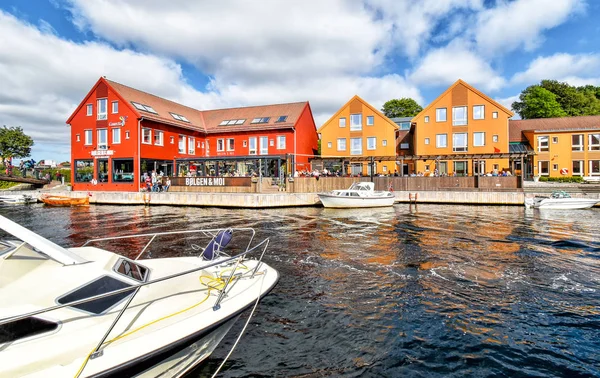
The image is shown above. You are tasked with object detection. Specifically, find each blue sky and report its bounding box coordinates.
[1,0,599,162]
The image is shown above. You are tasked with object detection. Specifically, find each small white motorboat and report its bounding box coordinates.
[318,182,395,208]
[524,191,600,209]
[0,215,279,378]
[0,194,37,204]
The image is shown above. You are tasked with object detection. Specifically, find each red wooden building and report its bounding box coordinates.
[67,77,318,191]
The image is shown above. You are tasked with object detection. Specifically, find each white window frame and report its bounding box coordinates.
[366,137,376,150]
[188,137,195,154]
[111,128,121,145]
[86,104,92,116]
[97,129,108,150]
[453,133,468,152]
[493,135,499,143]
[473,132,485,147]
[425,138,430,145]
[492,112,498,119]
[452,106,467,126]
[125,131,130,140]
[400,143,409,150]
[170,136,174,144]
[97,98,107,120]
[572,160,584,176]
[538,136,549,152]
[382,140,387,147]
[227,138,235,151]
[572,134,583,151]
[424,116,430,123]
[366,116,374,126]
[249,137,257,155]
[436,108,447,122]
[277,136,286,150]
[243,140,247,148]
[473,105,485,120]
[76,134,80,142]
[589,134,600,151]
[217,139,225,152]
[178,135,186,154]
[553,164,558,171]
[590,160,600,176]
[350,137,362,155]
[154,130,164,146]
[538,161,550,176]
[84,130,92,145]
[436,134,447,148]
[350,114,362,131]
[552,136,558,144]
[327,142,332,148]
[142,128,152,145]
[337,138,346,151]
[111,101,118,114]
[339,118,346,128]
[259,136,268,155]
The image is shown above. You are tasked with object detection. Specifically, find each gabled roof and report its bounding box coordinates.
[509,115,600,142]
[317,95,399,132]
[412,79,514,121]
[202,102,309,134]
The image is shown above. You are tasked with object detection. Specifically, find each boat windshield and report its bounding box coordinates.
[551,191,571,199]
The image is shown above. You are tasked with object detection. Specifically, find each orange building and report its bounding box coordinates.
[411,80,514,176]
[318,95,399,175]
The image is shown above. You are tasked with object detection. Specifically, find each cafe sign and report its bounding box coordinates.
[171,177,252,187]
[109,116,128,127]
[91,150,114,158]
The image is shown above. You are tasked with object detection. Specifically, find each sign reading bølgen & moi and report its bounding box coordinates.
[170,177,252,187]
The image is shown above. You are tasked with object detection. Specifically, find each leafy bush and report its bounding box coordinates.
[538,176,583,183]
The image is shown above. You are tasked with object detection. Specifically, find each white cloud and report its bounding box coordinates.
[511,53,600,85]
[409,40,505,92]
[473,0,586,56]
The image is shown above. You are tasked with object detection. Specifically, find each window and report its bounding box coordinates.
[178,135,186,154]
[227,138,235,151]
[539,161,549,176]
[337,138,346,151]
[131,102,158,114]
[76,134,80,142]
[452,106,467,126]
[400,143,409,150]
[275,115,288,123]
[382,140,387,147]
[366,116,374,126]
[251,117,270,124]
[425,165,430,171]
[367,137,376,150]
[572,134,583,151]
[111,101,118,114]
[97,158,109,182]
[154,130,163,146]
[350,138,362,155]
[327,142,332,148]
[125,131,130,139]
[399,122,411,130]
[97,129,108,150]
[493,135,499,143]
[589,134,600,151]
[0,317,58,344]
[573,160,584,176]
[142,128,152,144]
[86,104,92,116]
[277,136,286,149]
[249,137,257,155]
[453,133,468,152]
[382,166,387,172]
[552,136,558,144]
[170,113,190,123]
[492,112,498,119]
[538,136,549,152]
[112,159,134,183]
[57,276,132,314]
[436,108,447,122]
[170,136,174,144]
[217,139,225,152]
[590,160,600,176]
[97,99,107,120]
[84,130,92,145]
[350,114,362,131]
[553,164,558,171]
[473,105,485,120]
[436,134,447,148]
[473,132,485,147]
[243,140,247,148]
[424,116,430,123]
[339,118,346,127]
[425,138,430,145]
[269,139,274,147]
[188,137,195,154]
[74,160,94,182]
[259,136,268,155]
[112,128,121,144]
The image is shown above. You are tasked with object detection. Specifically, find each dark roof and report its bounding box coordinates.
[391,117,413,123]
[509,115,600,142]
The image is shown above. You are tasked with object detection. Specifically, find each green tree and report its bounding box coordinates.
[381,98,423,118]
[0,126,34,161]
[539,80,592,116]
[512,86,567,119]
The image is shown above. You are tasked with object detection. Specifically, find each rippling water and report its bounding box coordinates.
[1,204,599,377]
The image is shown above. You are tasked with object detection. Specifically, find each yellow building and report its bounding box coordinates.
[510,116,600,178]
[318,95,399,175]
[412,80,514,176]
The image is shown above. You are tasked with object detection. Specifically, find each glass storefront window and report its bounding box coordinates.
[75,160,94,183]
[113,159,134,182]
[97,159,109,183]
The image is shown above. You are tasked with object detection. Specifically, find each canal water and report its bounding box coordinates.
[1,204,599,377]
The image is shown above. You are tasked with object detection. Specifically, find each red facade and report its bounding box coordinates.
[67,78,318,191]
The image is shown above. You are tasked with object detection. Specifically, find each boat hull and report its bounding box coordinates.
[526,198,599,209]
[318,193,395,208]
[41,195,89,207]
[0,195,37,204]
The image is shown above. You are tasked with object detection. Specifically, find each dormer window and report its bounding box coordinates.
[131,101,158,114]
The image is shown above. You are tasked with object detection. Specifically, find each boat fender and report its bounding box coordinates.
[202,229,233,260]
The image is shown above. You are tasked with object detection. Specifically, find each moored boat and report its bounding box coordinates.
[0,215,279,378]
[40,194,89,206]
[524,191,600,209]
[318,182,395,208]
[0,194,37,204]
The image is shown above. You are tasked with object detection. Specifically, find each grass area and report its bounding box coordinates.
[0,181,19,189]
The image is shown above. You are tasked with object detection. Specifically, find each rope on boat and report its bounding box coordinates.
[211,270,267,378]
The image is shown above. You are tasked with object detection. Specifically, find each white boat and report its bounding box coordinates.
[524,191,600,209]
[318,182,395,208]
[0,194,37,204]
[0,215,279,378]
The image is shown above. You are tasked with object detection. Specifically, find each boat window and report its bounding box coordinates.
[350,192,360,197]
[114,258,149,282]
[0,317,58,344]
[57,276,133,315]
